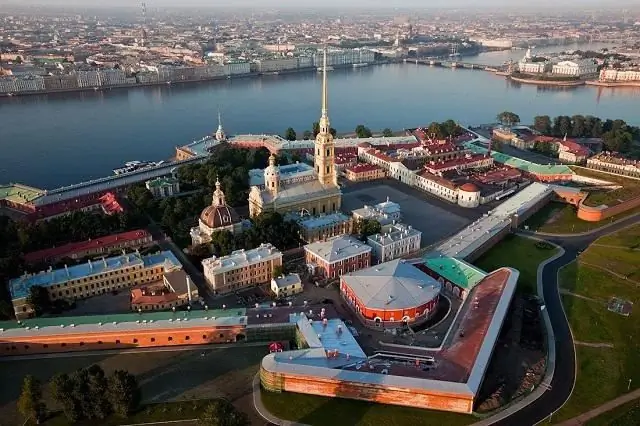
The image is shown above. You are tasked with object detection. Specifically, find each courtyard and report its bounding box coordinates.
[341,181,473,247]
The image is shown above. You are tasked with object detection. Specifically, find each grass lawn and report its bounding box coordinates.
[585,398,640,426]
[570,167,640,207]
[596,223,640,248]
[261,390,475,426]
[552,260,640,423]
[522,202,640,235]
[473,234,559,294]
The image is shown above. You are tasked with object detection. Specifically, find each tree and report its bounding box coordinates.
[571,115,586,138]
[426,122,444,139]
[284,127,297,141]
[302,130,313,140]
[272,264,284,279]
[533,115,552,134]
[552,115,572,137]
[199,399,249,426]
[51,373,80,423]
[312,122,320,137]
[496,111,520,127]
[26,285,50,316]
[354,218,381,241]
[108,370,141,418]
[441,119,463,137]
[329,127,337,137]
[18,375,46,424]
[15,55,23,64]
[190,243,212,259]
[382,128,393,137]
[355,124,372,138]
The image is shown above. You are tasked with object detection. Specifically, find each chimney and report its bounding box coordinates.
[88,259,93,270]
[64,264,70,277]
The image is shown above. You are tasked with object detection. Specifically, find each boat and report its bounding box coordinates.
[317,66,334,72]
[352,63,369,68]
[113,160,158,175]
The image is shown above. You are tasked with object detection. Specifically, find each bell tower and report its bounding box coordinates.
[314,46,336,187]
[264,154,280,195]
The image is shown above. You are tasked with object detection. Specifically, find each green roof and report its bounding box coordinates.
[0,184,44,204]
[465,142,574,176]
[0,308,246,331]
[422,256,487,290]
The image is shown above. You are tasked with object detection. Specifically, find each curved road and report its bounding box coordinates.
[491,214,640,426]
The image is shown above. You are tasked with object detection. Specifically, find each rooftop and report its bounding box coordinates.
[342,259,441,310]
[345,163,382,173]
[420,256,487,290]
[304,235,371,264]
[465,142,574,176]
[255,179,342,206]
[249,162,314,187]
[23,229,152,264]
[0,183,45,205]
[10,250,181,300]
[367,223,421,246]
[146,176,180,188]
[202,243,282,273]
[0,308,246,338]
[296,211,352,230]
[272,273,302,289]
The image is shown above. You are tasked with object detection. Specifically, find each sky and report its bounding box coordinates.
[0,0,634,9]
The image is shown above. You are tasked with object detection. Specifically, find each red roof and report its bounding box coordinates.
[459,183,480,192]
[346,163,383,173]
[24,229,152,264]
[473,167,522,185]
[559,140,590,156]
[424,154,490,172]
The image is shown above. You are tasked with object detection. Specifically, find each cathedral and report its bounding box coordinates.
[248,47,342,217]
[191,178,242,245]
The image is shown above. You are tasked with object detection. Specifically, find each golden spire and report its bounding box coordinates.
[319,44,330,133]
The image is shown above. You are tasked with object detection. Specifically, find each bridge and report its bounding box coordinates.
[407,58,506,73]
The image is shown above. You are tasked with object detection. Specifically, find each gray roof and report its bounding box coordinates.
[304,235,371,264]
[257,179,342,206]
[342,259,441,310]
[272,273,302,289]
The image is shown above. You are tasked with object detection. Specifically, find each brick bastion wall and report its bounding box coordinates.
[259,367,474,413]
[577,195,640,222]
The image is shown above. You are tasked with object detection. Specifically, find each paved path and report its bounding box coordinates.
[591,243,640,251]
[559,289,598,302]
[574,341,614,348]
[556,389,640,425]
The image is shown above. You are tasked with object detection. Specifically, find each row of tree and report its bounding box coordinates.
[284,124,395,141]
[18,366,140,423]
[533,114,640,154]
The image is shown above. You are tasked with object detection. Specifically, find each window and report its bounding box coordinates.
[185,336,190,341]
[43,344,48,348]
[219,333,224,338]
[133,339,138,344]
[150,338,155,343]
[79,342,84,346]
[115,340,121,344]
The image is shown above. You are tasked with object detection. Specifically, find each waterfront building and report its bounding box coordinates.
[587,152,640,178]
[256,58,299,73]
[215,111,227,142]
[286,211,353,243]
[130,269,198,312]
[202,243,283,295]
[414,172,459,203]
[423,153,494,175]
[312,48,375,67]
[11,75,45,92]
[9,250,183,319]
[367,223,422,263]
[352,198,402,226]
[191,178,242,246]
[517,48,551,74]
[599,68,640,82]
[136,71,160,84]
[304,235,372,279]
[43,75,78,91]
[76,70,101,88]
[270,273,303,298]
[340,259,440,328]
[344,163,385,182]
[557,139,590,164]
[248,48,342,217]
[146,176,180,198]
[23,229,153,265]
[224,61,251,76]
[101,69,127,86]
[552,60,598,77]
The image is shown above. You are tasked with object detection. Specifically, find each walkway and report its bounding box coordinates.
[556,389,640,425]
[574,341,614,348]
[559,289,597,302]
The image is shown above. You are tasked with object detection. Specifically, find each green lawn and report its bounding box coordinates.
[522,202,640,235]
[552,260,640,423]
[473,234,559,294]
[580,244,640,282]
[597,223,640,248]
[261,391,475,426]
[585,398,640,426]
[570,167,640,207]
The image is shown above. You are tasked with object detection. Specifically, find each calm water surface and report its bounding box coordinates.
[0,43,638,188]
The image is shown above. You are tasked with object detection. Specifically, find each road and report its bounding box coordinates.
[490,214,640,426]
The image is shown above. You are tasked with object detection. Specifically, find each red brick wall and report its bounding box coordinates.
[577,195,640,222]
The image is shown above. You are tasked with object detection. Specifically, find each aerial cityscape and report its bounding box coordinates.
[0,2,639,426]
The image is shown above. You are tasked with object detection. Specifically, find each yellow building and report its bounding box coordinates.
[248,47,342,217]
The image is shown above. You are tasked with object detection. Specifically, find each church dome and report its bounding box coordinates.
[199,177,240,229]
[200,204,240,229]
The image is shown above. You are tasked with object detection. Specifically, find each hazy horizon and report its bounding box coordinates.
[1,0,639,10]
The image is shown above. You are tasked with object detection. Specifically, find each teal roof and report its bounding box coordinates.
[465,142,574,176]
[422,256,487,290]
[0,308,247,331]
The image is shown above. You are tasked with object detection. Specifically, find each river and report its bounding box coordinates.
[0,42,638,189]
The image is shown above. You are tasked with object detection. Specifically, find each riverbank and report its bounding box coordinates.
[508,75,585,87]
[585,80,640,88]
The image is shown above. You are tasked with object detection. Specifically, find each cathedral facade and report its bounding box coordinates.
[248,47,342,217]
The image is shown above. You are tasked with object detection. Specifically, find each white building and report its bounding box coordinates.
[100,69,127,86]
[202,243,283,295]
[146,176,181,198]
[224,62,251,76]
[271,273,303,298]
[367,223,422,263]
[76,70,101,88]
[257,58,299,73]
[517,48,551,74]
[12,75,45,92]
[352,197,401,226]
[599,69,640,82]
[552,60,598,77]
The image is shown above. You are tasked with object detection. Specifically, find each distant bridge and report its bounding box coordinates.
[406,58,506,73]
